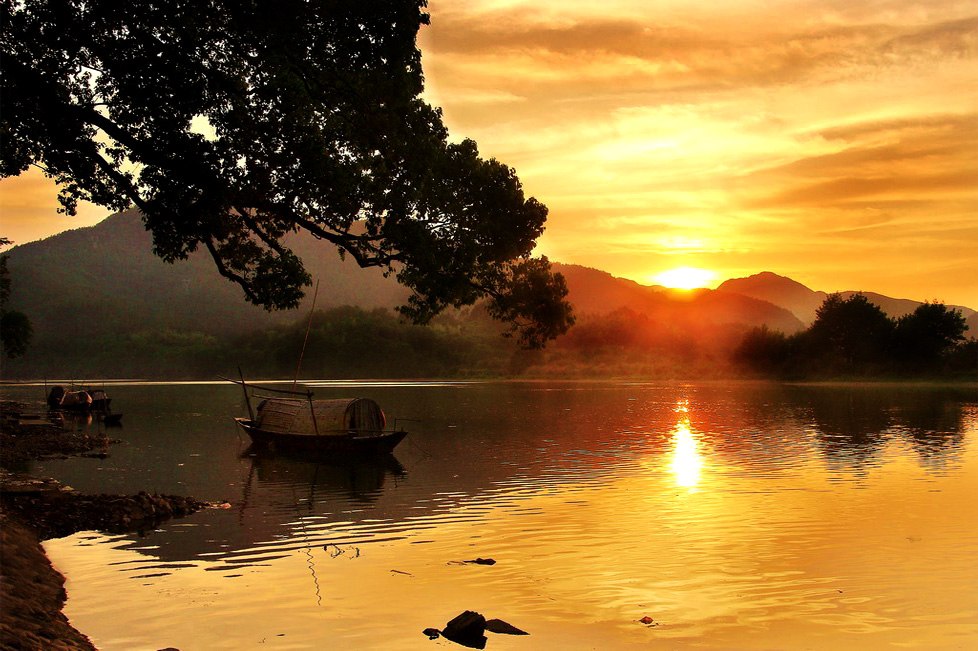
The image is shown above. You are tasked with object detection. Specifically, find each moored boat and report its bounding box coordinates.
[229,381,407,454]
[47,385,112,411]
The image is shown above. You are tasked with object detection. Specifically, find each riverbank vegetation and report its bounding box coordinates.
[3,294,970,382]
[733,294,974,379]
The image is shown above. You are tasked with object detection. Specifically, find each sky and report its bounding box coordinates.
[1,0,975,306]
[417,0,978,305]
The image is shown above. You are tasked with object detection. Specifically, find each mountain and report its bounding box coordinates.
[717,271,976,327]
[716,272,827,325]
[3,209,409,345]
[554,264,805,334]
[4,211,971,356]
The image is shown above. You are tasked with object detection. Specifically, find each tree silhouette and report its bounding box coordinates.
[732,293,975,378]
[807,293,894,367]
[0,0,573,348]
[893,301,968,370]
[733,325,791,373]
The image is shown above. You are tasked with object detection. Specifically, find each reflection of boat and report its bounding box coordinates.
[103,412,123,426]
[229,380,407,454]
[242,444,406,497]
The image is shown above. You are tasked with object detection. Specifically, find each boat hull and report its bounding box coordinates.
[235,418,407,454]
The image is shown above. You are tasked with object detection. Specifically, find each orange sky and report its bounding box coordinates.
[1,0,976,306]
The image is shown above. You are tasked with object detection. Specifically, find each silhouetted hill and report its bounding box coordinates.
[3,209,409,346]
[4,212,972,374]
[553,264,805,333]
[717,272,976,327]
[717,272,827,324]
[966,312,978,336]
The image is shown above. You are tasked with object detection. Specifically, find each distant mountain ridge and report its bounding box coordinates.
[3,211,974,350]
[553,264,805,334]
[716,271,976,329]
[3,209,409,345]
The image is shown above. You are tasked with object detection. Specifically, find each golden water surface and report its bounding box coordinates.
[18,381,977,649]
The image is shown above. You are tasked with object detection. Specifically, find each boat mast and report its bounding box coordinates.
[238,366,255,422]
[292,279,320,392]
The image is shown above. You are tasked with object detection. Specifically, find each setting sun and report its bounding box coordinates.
[653,267,716,290]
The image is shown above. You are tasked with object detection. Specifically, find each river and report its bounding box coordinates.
[3,380,976,649]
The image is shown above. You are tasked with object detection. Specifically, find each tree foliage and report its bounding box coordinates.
[733,293,973,377]
[893,301,968,368]
[0,0,573,348]
[733,325,791,373]
[808,293,894,365]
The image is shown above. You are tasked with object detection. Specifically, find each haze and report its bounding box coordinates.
[1,0,975,305]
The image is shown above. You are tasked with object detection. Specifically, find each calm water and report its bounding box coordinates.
[3,380,977,650]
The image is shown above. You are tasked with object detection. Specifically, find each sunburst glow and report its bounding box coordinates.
[653,267,716,290]
[670,401,703,489]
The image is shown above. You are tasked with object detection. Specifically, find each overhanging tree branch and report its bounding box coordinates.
[0,0,574,348]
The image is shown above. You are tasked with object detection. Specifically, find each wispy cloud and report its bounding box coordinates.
[2,1,975,305]
[421,0,978,305]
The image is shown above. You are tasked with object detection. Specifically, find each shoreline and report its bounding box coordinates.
[1,508,97,651]
[0,402,209,650]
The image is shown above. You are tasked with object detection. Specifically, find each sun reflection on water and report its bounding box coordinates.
[670,401,703,489]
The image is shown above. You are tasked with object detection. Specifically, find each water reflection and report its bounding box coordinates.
[796,385,971,475]
[669,401,703,489]
[241,446,406,506]
[21,381,977,650]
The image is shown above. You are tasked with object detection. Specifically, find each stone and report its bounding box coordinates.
[484,618,529,635]
[441,610,487,649]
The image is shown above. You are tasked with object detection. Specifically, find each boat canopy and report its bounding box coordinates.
[255,398,386,437]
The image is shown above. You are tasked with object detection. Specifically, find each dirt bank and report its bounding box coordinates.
[1,510,98,651]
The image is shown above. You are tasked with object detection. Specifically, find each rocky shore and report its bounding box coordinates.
[0,403,117,469]
[1,401,209,650]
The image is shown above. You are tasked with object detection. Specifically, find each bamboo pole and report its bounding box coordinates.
[293,279,320,392]
[238,366,255,422]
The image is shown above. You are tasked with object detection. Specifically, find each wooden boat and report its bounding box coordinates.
[47,385,92,410]
[229,381,407,454]
[47,385,112,411]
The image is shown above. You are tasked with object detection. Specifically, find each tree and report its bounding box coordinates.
[807,293,894,367]
[893,301,968,369]
[0,238,33,358]
[0,0,573,348]
[733,325,791,373]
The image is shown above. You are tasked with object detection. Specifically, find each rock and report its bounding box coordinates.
[0,477,210,540]
[441,610,487,649]
[484,618,529,635]
[463,558,496,565]
[422,628,440,639]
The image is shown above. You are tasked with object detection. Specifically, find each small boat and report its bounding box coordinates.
[47,385,92,410]
[229,380,406,454]
[88,389,112,411]
[47,385,112,412]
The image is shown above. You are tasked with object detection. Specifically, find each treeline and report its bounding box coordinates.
[0,306,523,380]
[234,305,516,379]
[733,294,975,378]
[3,296,974,381]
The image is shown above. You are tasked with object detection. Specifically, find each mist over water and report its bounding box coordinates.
[4,380,975,649]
